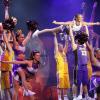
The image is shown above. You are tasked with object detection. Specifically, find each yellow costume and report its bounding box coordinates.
[55,51,70,89]
[87,51,92,79]
[87,61,92,79]
[1,50,14,89]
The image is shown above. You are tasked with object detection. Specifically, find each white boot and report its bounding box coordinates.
[23,89,35,96]
[64,95,69,100]
[76,95,82,100]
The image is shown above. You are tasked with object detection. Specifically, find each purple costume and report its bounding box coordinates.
[77,45,88,86]
[90,65,100,91]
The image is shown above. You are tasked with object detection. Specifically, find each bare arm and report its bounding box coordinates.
[1,60,28,65]
[5,6,9,20]
[22,31,32,46]
[36,26,64,36]
[7,30,12,41]
[84,25,89,36]
[81,2,87,20]
[86,42,99,66]
[69,25,77,51]
[3,31,12,53]
[90,2,97,23]
[53,33,58,54]
[95,34,99,48]
[64,39,68,54]
[11,31,17,45]
[84,22,100,26]
[52,20,72,26]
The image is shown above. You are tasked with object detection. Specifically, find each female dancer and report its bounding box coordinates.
[53,14,100,33]
[86,43,100,100]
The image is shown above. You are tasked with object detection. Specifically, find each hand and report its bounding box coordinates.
[96,22,100,25]
[52,20,57,24]
[93,2,97,8]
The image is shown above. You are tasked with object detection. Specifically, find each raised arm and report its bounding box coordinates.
[7,30,12,41]
[63,39,68,54]
[86,42,99,66]
[11,31,17,45]
[84,25,89,36]
[53,33,58,53]
[69,25,77,51]
[22,31,32,46]
[81,2,87,20]
[90,2,97,23]
[95,34,99,48]
[4,0,10,20]
[3,31,12,53]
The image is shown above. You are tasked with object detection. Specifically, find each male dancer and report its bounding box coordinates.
[69,24,91,100]
[53,32,70,100]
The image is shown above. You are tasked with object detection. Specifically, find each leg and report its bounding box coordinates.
[83,68,90,99]
[72,69,78,99]
[76,70,83,99]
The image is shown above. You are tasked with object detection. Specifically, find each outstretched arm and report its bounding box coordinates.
[84,22,100,26]
[52,20,71,26]
[32,26,65,38]
[1,60,28,65]
[36,26,65,35]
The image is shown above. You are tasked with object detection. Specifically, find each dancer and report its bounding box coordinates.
[53,32,70,100]
[1,31,14,100]
[1,50,42,100]
[69,24,92,100]
[86,43,100,100]
[53,14,100,34]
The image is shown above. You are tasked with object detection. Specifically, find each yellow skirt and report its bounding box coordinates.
[1,71,11,89]
[57,73,70,89]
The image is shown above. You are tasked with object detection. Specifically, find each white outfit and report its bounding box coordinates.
[72,20,82,32]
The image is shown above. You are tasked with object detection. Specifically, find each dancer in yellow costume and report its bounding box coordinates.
[53,32,70,100]
[1,32,14,100]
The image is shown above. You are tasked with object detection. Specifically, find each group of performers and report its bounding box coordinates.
[0,0,100,100]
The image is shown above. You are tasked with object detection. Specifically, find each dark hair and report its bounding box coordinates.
[26,20,38,32]
[29,50,40,60]
[74,14,82,20]
[75,31,88,45]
